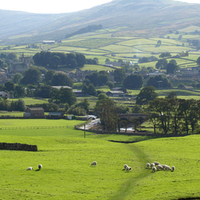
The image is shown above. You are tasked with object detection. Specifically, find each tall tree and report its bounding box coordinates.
[136,86,158,105]
[123,74,143,89]
[95,98,118,131]
[114,69,126,84]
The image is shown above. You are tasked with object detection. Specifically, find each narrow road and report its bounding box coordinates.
[79,118,101,130]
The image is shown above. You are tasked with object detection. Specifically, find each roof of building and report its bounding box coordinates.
[52,86,72,90]
[27,107,44,111]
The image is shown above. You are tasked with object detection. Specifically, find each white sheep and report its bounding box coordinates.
[163,165,171,171]
[38,164,42,170]
[27,167,33,170]
[152,166,156,172]
[154,161,160,166]
[124,164,128,170]
[146,163,150,168]
[171,166,175,172]
[151,163,155,168]
[91,161,97,166]
[125,165,131,171]
[156,164,163,171]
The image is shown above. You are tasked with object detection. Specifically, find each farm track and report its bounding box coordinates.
[110,144,150,200]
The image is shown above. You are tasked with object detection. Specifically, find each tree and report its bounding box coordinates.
[107,81,114,90]
[4,81,15,92]
[197,57,200,65]
[146,75,172,89]
[123,74,143,89]
[114,69,126,84]
[14,85,25,98]
[166,91,177,99]
[58,88,76,105]
[136,86,158,105]
[95,98,118,131]
[155,59,168,69]
[20,68,41,84]
[51,73,73,87]
[17,99,26,111]
[166,62,178,74]
[34,85,52,98]
[12,73,22,84]
[50,55,61,68]
[44,70,55,85]
[105,58,110,63]
[87,83,97,96]
[76,53,86,67]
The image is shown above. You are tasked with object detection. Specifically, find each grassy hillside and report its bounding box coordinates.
[1,0,200,44]
[0,119,200,199]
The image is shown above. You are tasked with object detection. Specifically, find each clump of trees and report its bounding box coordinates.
[147,98,200,135]
[33,52,86,69]
[0,98,26,111]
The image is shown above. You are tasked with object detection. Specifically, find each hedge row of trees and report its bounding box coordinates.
[147,98,200,135]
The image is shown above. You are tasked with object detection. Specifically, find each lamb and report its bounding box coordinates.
[171,166,175,172]
[91,161,97,166]
[38,164,42,170]
[146,163,150,168]
[152,166,157,172]
[27,167,33,170]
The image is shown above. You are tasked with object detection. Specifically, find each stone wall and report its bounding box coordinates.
[0,142,38,151]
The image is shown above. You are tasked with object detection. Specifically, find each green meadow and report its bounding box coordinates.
[1,25,200,70]
[0,119,200,199]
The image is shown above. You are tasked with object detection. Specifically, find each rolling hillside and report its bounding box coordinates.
[1,0,200,44]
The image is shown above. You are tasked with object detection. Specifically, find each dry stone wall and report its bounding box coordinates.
[0,142,38,151]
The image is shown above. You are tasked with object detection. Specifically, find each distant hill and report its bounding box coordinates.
[1,0,200,44]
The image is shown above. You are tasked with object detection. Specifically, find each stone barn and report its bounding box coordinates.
[26,107,44,117]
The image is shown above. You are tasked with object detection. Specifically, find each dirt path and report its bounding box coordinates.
[110,144,151,200]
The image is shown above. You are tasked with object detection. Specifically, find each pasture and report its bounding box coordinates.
[0,119,200,199]
[1,25,200,70]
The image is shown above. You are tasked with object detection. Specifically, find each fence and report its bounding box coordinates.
[0,125,72,130]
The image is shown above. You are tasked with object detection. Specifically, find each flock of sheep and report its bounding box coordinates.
[147,162,175,172]
[27,164,42,171]
[91,161,175,173]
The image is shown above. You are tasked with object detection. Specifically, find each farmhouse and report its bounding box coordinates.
[25,107,44,117]
[106,90,125,97]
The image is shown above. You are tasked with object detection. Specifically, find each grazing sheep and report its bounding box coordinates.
[151,163,155,168]
[125,165,131,171]
[124,164,128,170]
[91,161,97,166]
[171,166,175,172]
[156,164,163,171]
[152,166,157,172]
[163,165,171,171]
[146,163,150,168]
[27,167,33,170]
[154,161,160,166]
[38,164,42,170]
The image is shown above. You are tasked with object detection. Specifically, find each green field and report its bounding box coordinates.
[0,119,200,199]
[1,25,200,70]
